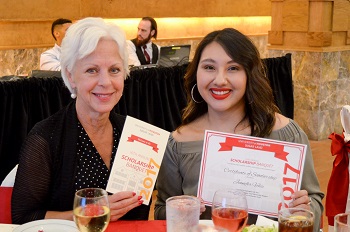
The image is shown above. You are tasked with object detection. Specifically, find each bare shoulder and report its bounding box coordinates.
[272,113,290,131]
[173,123,205,142]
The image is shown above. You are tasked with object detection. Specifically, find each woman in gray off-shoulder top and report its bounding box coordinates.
[154,28,324,232]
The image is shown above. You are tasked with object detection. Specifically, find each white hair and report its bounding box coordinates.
[60,17,129,94]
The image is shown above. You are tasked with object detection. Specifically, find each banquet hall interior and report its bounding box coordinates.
[1,0,350,231]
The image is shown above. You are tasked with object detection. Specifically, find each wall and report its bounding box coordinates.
[0,0,271,49]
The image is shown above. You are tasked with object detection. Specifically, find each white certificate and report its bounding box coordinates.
[197,130,307,218]
[106,116,170,205]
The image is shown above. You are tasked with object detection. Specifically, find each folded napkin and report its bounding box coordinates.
[326,105,350,226]
[341,106,350,142]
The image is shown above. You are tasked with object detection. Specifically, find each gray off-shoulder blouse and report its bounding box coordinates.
[155,119,324,232]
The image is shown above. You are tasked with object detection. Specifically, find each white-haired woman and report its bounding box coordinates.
[12,17,148,224]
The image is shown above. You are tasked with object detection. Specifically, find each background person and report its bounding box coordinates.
[127,17,160,67]
[39,18,72,71]
[12,17,149,224]
[154,28,324,232]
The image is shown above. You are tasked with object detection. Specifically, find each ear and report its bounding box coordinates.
[151,30,155,37]
[54,31,60,40]
[66,68,76,89]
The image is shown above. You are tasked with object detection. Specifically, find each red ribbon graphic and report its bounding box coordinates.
[219,137,289,161]
[127,135,159,152]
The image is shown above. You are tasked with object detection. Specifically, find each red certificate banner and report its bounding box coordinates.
[128,134,159,152]
[198,130,307,218]
[219,137,289,162]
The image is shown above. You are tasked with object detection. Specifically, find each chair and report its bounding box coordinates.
[0,186,13,223]
[326,105,350,230]
[1,164,18,187]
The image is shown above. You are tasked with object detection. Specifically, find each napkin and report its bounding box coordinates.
[255,215,278,227]
[341,105,350,143]
[326,105,350,225]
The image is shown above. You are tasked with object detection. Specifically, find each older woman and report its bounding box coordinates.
[12,17,148,224]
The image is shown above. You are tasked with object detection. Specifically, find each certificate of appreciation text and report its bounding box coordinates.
[197,130,307,218]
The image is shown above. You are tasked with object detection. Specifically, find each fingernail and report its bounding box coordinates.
[139,200,144,205]
[132,192,136,196]
[138,196,142,200]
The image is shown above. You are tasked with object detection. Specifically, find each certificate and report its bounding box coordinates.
[197,130,307,218]
[106,116,170,205]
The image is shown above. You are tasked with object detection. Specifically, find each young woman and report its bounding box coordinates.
[155,28,324,232]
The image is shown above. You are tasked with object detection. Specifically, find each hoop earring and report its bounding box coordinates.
[191,84,203,104]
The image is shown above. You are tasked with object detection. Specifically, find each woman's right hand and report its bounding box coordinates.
[108,191,143,221]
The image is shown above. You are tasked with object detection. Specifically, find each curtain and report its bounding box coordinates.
[263,53,293,119]
[0,55,293,183]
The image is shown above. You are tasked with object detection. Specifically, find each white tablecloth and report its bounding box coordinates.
[0,223,19,232]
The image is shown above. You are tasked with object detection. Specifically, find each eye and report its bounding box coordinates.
[228,65,240,71]
[86,68,98,74]
[110,67,121,74]
[203,65,215,71]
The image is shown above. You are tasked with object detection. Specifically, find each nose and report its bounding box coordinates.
[212,69,228,86]
[98,70,112,86]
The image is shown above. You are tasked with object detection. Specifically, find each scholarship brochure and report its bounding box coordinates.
[197,130,307,218]
[106,116,170,205]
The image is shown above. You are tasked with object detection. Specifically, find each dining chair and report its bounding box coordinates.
[1,164,18,187]
[326,105,350,230]
[0,186,13,223]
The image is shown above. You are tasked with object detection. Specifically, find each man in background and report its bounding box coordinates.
[40,18,72,71]
[127,17,160,67]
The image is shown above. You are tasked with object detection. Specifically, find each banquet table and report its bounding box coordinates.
[0,220,167,232]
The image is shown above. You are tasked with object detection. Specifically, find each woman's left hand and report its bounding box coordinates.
[108,191,142,221]
[289,190,311,210]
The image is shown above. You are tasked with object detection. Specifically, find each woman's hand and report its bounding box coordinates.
[289,190,311,210]
[199,198,206,215]
[108,191,142,221]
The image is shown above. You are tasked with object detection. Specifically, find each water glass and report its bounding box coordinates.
[278,207,314,232]
[335,213,350,232]
[166,195,200,232]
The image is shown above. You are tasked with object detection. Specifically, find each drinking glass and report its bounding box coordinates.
[166,195,201,232]
[73,188,110,232]
[335,213,350,232]
[278,207,314,232]
[211,189,248,232]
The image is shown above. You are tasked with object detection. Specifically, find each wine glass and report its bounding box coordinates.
[73,188,110,232]
[335,213,350,232]
[211,189,248,232]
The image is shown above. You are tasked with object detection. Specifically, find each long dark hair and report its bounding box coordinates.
[180,28,279,137]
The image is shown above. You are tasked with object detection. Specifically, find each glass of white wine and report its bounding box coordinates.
[211,189,248,232]
[73,188,110,232]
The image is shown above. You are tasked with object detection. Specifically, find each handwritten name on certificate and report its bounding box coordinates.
[106,116,170,205]
[197,130,307,218]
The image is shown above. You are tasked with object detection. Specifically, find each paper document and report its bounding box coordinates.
[106,116,170,205]
[198,130,307,218]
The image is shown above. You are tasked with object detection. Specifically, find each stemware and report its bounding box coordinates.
[211,189,248,232]
[335,213,350,232]
[73,188,110,232]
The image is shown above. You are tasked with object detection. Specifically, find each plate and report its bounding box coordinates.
[199,220,214,226]
[13,219,78,232]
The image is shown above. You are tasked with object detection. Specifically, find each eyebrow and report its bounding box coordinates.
[200,58,237,64]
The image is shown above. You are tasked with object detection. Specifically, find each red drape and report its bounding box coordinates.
[326,132,350,226]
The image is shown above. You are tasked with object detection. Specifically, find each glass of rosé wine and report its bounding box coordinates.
[211,189,248,232]
[73,188,110,232]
